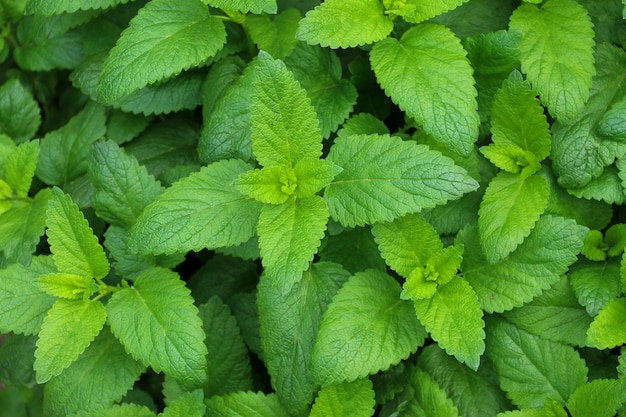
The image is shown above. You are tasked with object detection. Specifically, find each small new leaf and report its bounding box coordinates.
[581,230,608,261]
[480,144,541,177]
[36,273,97,300]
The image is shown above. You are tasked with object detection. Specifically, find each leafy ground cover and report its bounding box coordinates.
[1,0,626,416]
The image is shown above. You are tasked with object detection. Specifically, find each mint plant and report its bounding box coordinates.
[1,0,626,416]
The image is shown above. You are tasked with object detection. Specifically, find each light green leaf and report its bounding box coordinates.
[251,51,322,168]
[0,256,57,335]
[257,195,328,288]
[46,187,109,279]
[199,297,252,397]
[586,297,626,349]
[311,269,427,386]
[401,367,460,417]
[106,267,207,389]
[98,0,226,101]
[413,277,485,370]
[567,378,626,417]
[370,24,479,156]
[461,216,587,313]
[25,0,135,15]
[480,144,541,177]
[43,326,145,417]
[129,159,262,256]
[204,392,290,417]
[73,403,156,417]
[296,0,393,49]
[567,163,626,205]
[160,391,205,417]
[246,9,300,60]
[36,273,97,300]
[605,223,626,256]
[310,379,375,417]
[581,230,608,261]
[236,165,296,205]
[203,0,276,14]
[509,0,595,121]
[325,134,479,227]
[258,262,351,415]
[37,102,107,186]
[569,260,621,317]
[337,113,389,138]
[0,78,41,143]
[383,0,470,23]
[88,140,163,229]
[598,99,626,139]
[4,140,39,198]
[478,173,549,263]
[486,318,588,409]
[34,298,107,383]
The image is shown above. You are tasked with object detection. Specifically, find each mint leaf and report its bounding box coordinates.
[105,110,152,146]
[25,0,134,15]
[509,0,595,121]
[257,262,351,415]
[413,277,485,370]
[36,272,97,300]
[246,9,300,60]
[34,298,107,383]
[569,260,621,316]
[310,379,375,417]
[567,378,626,417]
[73,403,156,417]
[402,367,460,416]
[129,159,262,255]
[251,51,322,168]
[598,99,626,139]
[486,317,588,408]
[296,0,393,49]
[0,256,56,335]
[337,113,389,138]
[46,187,110,279]
[204,392,289,417]
[480,144,541,176]
[325,134,479,227]
[461,216,587,313]
[160,390,205,417]
[383,0,470,23]
[0,78,41,143]
[568,164,626,204]
[236,165,298,205]
[98,0,226,101]
[4,140,39,198]
[257,196,328,288]
[203,0,277,14]
[478,173,549,263]
[370,24,479,156]
[88,140,163,229]
[586,297,626,349]
[311,269,427,386]
[43,326,145,417]
[106,267,207,389]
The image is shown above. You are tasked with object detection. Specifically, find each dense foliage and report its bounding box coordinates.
[1,0,626,416]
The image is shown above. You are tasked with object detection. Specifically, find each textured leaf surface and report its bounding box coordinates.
[129,159,262,255]
[25,0,134,15]
[310,379,375,417]
[325,134,478,227]
[567,378,626,417]
[370,24,479,156]
[257,196,328,289]
[34,299,107,383]
[461,216,586,313]
[0,78,40,143]
[246,9,300,60]
[46,187,109,279]
[258,262,351,415]
[296,0,393,48]
[204,0,276,14]
[74,403,156,417]
[586,297,626,349]
[486,318,588,408]
[36,273,97,300]
[413,277,485,370]
[402,367,460,416]
[384,0,470,23]
[106,268,207,389]
[204,392,289,417]
[509,0,595,120]
[251,52,321,168]
[478,173,549,263]
[98,0,226,101]
[161,391,205,417]
[88,140,163,228]
[311,269,427,386]
[569,260,621,317]
[4,140,39,197]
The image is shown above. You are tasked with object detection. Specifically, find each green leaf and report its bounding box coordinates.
[581,230,609,261]
[370,24,479,156]
[461,216,587,313]
[106,267,208,389]
[160,390,205,417]
[293,159,337,198]
[88,140,163,229]
[46,187,110,279]
[203,0,276,14]
[25,0,135,15]
[598,99,626,139]
[509,0,595,121]
[383,0,470,23]
[0,78,41,143]
[43,326,145,417]
[257,262,351,415]
[569,260,621,317]
[199,297,252,397]
[257,195,328,288]
[204,392,289,417]
[34,298,107,383]
[337,113,389,138]
[236,165,297,205]
[73,403,156,417]
[319,226,387,274]
[311,269,427,386]
[401,367,460,417]
[413,277,485,370]
[325,134,479,227]
[37,102,107,187]
[486,317,588,409]
[246,9,300,60]
[480,144,541,176]
[296,0,393,49]
[586,297,626,349]
[567,378,626,417]
[251,51,322,168]
[106,111,153,146]
[98,0,226,101]
[478,173,550,263]
[310,379,376,417]
[605,223,626,256]
[129,159,262,256]
[36,273,97,300]
[0,256,57,335]
[4,140,39,197]
[568,164,626,205]
[0,333,37,387]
